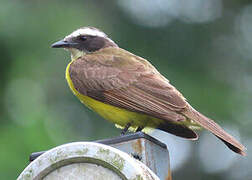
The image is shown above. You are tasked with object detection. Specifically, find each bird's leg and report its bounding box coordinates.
[135,126,143,132]
[120,123,131,135]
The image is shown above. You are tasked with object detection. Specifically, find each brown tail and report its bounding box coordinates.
[183,104,246,156]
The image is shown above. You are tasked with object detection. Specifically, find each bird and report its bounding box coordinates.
[51,26,246,156]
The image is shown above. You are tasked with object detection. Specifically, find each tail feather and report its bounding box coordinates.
[183,105,246,156]
[157,121,198,140]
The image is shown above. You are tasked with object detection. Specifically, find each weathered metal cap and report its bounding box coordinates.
[18,142,160,180]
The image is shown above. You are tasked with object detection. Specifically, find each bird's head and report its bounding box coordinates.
[51,27,118,60]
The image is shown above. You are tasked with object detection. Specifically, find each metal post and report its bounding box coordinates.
[28,132,171,180]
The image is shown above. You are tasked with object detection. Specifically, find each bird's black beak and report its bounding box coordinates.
[51,39,77,48]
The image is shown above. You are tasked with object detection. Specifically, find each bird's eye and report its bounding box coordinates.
[79,36,87,41]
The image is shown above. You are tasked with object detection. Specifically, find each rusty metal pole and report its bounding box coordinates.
[97,132,171,180]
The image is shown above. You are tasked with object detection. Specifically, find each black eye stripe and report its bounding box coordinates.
[79,36,87,41]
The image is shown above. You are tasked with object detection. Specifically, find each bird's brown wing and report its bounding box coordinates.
[69,48,188,123]
[69,49,198,139]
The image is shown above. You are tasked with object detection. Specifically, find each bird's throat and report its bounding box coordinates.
[69,48,86,61]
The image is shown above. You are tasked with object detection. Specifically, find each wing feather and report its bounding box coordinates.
[69,48,187,123]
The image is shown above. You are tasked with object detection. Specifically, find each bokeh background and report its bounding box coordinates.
[0,0,251,179]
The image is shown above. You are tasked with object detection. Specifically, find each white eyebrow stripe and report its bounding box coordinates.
[65,28,107,39]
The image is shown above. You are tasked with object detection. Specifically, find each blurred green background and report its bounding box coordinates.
[1,0,251,179]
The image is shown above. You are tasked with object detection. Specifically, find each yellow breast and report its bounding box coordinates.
[65,61,158,129]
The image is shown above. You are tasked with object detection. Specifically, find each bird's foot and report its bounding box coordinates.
[135,126,143,132]
[120,123,131,136]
